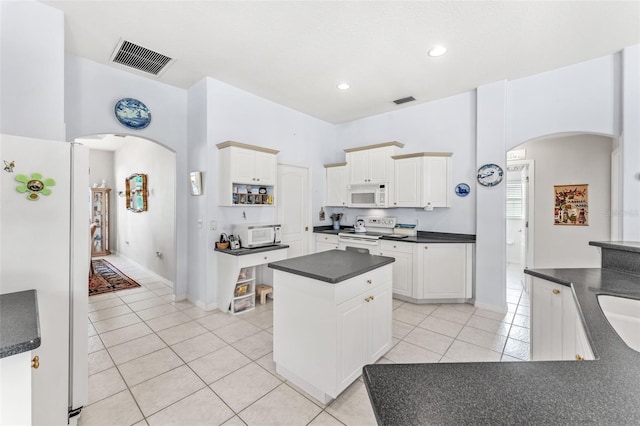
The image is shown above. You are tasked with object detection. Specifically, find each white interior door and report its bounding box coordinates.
[276,164,310,259]
[0,134,89,425]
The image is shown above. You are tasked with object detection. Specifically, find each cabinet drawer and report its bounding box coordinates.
[238,248,287,268]
[335,265,392,305]
[316,233,339,244]
[379,240,413,254]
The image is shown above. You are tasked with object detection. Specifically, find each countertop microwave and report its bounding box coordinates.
[232,223,282,248]
[348,183,389,208]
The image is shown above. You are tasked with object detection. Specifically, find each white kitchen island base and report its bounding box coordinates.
[269,250,394,404]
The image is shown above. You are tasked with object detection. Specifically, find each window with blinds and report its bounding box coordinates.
[506,181,523,219]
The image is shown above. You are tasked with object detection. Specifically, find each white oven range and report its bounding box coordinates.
[337,216,404,253]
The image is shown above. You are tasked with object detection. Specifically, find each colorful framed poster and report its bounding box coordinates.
[554,184,588,226]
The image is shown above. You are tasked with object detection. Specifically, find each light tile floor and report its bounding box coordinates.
[80,255,530,426]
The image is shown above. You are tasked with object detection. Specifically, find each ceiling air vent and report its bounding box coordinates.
[110,40,173,76]
[393,96,416,105]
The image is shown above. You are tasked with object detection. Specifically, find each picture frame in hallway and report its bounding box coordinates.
[554,184,588,226]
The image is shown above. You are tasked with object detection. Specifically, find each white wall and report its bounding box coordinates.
[114,138,176,282]
[0,0,65,141]
[65,54,189,296]
[506,55,619,148]
[89,149,116,249]
[519,135,612,268]
[622,45,640,241]
[185,77,336,309]
[335,91,477,234]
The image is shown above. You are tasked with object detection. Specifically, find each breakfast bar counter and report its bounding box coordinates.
[363,242,640,425]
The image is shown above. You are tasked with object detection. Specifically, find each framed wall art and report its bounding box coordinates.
[554,184,588,226]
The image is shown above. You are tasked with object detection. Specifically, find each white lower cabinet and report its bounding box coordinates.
[530,277,593,361]
[315,233,339,252]
[418,243,473,300]
[379,240,414,297]
[0,351,32,426]
[313,234,474,302]
[273,264,392,403]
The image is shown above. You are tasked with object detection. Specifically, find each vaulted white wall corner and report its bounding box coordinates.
[475,81,507,312]
[186,79,210,306]
[622,45,640,241]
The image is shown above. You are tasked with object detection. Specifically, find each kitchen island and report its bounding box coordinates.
[268,249,395,404]
[362,241,640,425]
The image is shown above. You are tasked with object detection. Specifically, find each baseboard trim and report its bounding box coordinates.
[474,301,507,313]
[110,252,175,288]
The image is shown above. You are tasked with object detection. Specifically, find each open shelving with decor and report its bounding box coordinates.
[232,266,256,314]
[231,184,274,206]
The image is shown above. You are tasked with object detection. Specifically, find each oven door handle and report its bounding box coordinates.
[338,236,379,245]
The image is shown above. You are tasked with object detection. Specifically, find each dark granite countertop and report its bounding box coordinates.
[1,290,41,358]
[313,226,475,244]
[268,249,394,284]
[363,267,640,425]
[590,240,640,253]
[214,244,289,256]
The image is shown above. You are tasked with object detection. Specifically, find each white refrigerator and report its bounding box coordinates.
[0,134,89,425]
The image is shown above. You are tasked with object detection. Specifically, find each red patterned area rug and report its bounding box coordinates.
[89,259,141,296]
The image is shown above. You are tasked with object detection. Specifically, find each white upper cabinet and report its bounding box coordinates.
[393,153,452,208]
[217,141,279,206]
[325,163,347,206]
[345,142,403,185]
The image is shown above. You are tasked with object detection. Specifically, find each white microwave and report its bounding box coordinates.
[347,183,389,208]
[232,223,282,248]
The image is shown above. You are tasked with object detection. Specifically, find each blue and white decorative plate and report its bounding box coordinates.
[455,183,471,197]
[114,98,151,130]
[477,163,504,187]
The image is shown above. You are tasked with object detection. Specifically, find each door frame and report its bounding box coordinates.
[506,159,535,291]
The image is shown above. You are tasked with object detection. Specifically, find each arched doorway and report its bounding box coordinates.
[505,132,616,292]
[78,133,178,291]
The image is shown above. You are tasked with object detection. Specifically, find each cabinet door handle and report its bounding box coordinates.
[367,279,372,285]
[575,354,584,361]
[32,356,39,369]
[264,256,268,260]
[365,296,375,302]
[552,289,560,295]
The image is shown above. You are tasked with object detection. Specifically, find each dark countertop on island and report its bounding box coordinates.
[313,226,475,244]
[214,243,289,256]
[363,265,640,424]
[268,249,394,284]
[1,290,41,358]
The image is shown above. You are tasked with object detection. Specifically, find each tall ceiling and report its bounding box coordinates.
[44,1,640,124]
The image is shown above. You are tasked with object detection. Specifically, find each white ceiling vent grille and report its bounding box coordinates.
[110,40,173,76]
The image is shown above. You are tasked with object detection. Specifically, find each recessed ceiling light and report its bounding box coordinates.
[428,46,447,57]
[337,82,351,90]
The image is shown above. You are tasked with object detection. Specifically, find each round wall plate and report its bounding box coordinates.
[455,183,471,197]
[114,98,151,130]
[477,164,504,187]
